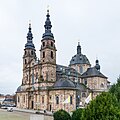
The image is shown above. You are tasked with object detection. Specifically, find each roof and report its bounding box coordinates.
[69,43,90,66]
[70,54,90,65]
[56,64,81,78]
[81,67,107,78]
[53,78,75,89]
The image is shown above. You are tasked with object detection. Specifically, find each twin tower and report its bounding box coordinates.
[23,9,56,85]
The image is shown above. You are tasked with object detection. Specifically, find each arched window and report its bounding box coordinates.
[56,96,59,104]
[42,96,44,104]
[25,59,27,64]
[51,42,53,47]
[23,95,25,103]
[31,51,33,55]
[84,79,87,85]
[43,42,45,47]
[51,51,53,59]
[70,96,72,104]
[25,51,27,55]
[36,72,38,80]
[43,51,45,58]
[80,66,83,73]
[18,96,20,103]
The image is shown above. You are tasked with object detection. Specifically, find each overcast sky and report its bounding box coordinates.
[0,0,120,94]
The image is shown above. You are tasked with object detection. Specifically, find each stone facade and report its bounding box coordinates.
[16,9,110,112]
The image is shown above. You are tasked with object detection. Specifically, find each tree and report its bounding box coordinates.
[72,108,83,120]
[82,92,120,120]
[109,76,120,103]
[53,109,71,120]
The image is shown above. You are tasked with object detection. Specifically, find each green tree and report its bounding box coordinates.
[109,76,120,103]
[72,108,83,120]
[53,109,71,120]
[82,92,120,120]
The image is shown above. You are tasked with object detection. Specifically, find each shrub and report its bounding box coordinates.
[72,108,83,120]
[53,109,71,120]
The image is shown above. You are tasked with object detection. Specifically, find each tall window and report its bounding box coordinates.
[70,96,72,104]
[42,96,44,104]
[84,79,87,85]
[43,42,45,47]
[18,96,20,103]
[51,42,53,47]
[23,95,25,103]
[25,59,27,64]
[80,66,83,74]
[56,96,59,104]
[36,72,38,80]
[31,50,33,55]
[25,51,27,55]
[51,51,53,59]
[43,51,45,58]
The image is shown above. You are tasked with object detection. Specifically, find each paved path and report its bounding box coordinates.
[0,108,53,120]
[14,107,53,116]
[0,109,30,120]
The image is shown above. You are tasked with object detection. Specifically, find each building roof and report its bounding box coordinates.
[53,78,75,88]
[69,42,90,65]
[81,67,107,78]
[56,64,81,78]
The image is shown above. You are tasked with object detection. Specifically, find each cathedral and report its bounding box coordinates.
[16,9,110,112]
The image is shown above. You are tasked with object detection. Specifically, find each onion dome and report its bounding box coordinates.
[25,23,35,49]
[42,9,54,40]
[95,59,100,71]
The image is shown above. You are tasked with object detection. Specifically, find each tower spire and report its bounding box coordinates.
[42,9,54,40]
[25,22,35,49]
[77,41,81,54]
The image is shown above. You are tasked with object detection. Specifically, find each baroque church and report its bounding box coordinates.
[16,9,110,112]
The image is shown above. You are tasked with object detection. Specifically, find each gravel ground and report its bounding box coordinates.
[0,109,30,120]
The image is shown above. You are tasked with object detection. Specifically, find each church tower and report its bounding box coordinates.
[40,9,57,82]
[22,23,36,85]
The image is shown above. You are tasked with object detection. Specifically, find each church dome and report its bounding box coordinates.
[70,54,90,65]
[16,86,22,92]
[69,42,90,65]
[16,86,26,92]
[54,78,75,88]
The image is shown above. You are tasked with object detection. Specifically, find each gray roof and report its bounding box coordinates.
[16,86,22,92]
[56,64,81,78]
[70,54,90,65]
[53,78,75,88]
[69,43,90,65]
[81,67,107,78]
[75,82,88,91]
